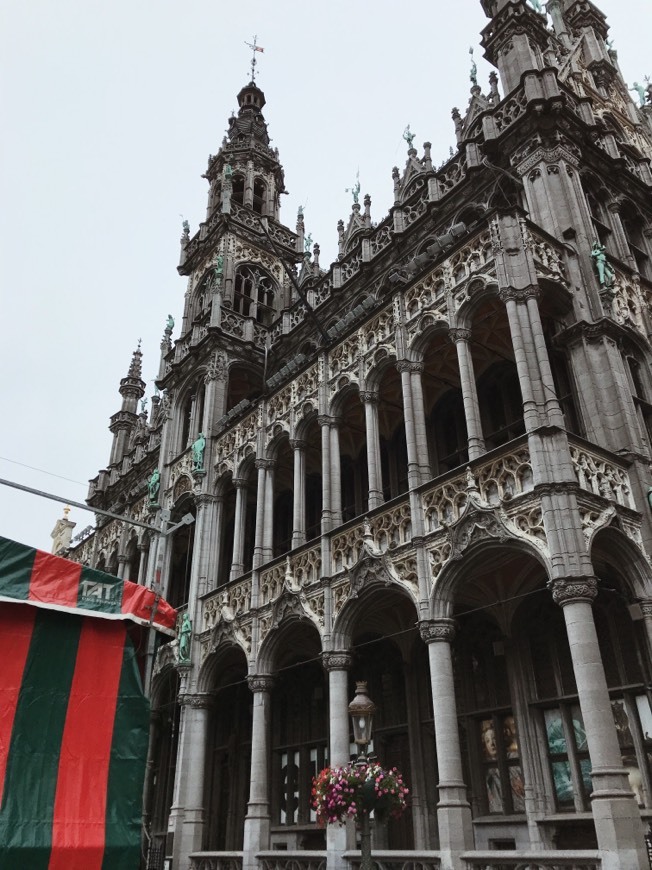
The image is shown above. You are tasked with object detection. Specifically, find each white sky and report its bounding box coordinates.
[1,0,648,552]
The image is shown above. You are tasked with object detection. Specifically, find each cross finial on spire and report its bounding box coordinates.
[244,35,265,83]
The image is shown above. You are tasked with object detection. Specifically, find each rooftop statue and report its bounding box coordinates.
[345,173,361,205]
[591,242,616,289]
[304,233,313,253]
[403,125,416,149]
[469,47,477,87]
[527,0,543,13]
[165,314,175,333]
[182,219,190,235]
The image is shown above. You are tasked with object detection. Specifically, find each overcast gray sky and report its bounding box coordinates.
[1,0,648,552]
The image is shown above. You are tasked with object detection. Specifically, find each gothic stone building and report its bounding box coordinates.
[66,2,652,868]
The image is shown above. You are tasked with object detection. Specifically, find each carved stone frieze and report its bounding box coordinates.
[322,651,353,671]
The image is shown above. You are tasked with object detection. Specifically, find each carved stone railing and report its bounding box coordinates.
[258,852,326,870]
[568,440,636,510]
[202,573,252,632]
[529,227,568,285]
[462,852,600,870]
[189,852,243,870]
[345,851,441,870]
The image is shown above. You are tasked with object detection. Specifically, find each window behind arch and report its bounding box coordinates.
[621,202,650,277]
[231,174,245,206]
[478,361,525,450]
[583,183,611,248]
[233,264,276,325]
[252,178,266,215]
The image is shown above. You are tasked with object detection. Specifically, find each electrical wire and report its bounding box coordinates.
[0,456,88,487]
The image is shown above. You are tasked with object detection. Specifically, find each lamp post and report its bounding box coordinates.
[348,682,377,870]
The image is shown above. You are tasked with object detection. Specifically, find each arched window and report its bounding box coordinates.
[620,201,650,277]
[429,388,468,474]
[252,177,266,215]
[478,362,525,450]
[232,174,245,206]
[179,380,205,452]
[626,355,652,450]
[233,264,276,325]
[582,180,611,248]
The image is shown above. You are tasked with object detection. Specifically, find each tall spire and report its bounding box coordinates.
[108,342,146,466]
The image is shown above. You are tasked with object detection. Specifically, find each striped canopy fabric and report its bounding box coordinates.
[0,537,177,870]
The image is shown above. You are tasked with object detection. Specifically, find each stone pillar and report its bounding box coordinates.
[500,290,542,431]
[137,542,149,584]
[420,619,474,868]
[319,415,333,533]
[172,693,212,869]
[210,495,225,590]
[450,329,485,460]
[398,361,425,489]
[551,577,647,870]
[608,203,636,269]
[525,294,565,428]
[410,363,432,482]
[243,675,275,870]
[323,652,353,870]
[291,439,307,548]
[639,600,652,661]
[261,460,276,563]
[361,391,384,509]
[117,556,128,580]
[230,479,249,580]
[330,419,343,527]
[253,460,267,569]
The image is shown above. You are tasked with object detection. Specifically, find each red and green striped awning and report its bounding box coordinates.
[0,536,178,869]
[0,536,177,635]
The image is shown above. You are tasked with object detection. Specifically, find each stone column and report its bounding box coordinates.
[551,577,647,870]
[409,363,432,482]
[261,460,276,563]
[117,556,128,580]
[525,295,565,428]
[449,329,485,460]
[230,479,249,580]
[639,600,652,662]
[243,675,275,870]
[397,361,424,489]
[319,415,333,533]
[253,460,267,569]
[137,542,149,585]
[291,439,307,548]
[500,290,542,432]
[420,619,474,867]
[172,693,213,868]
[323,652,353,870]
[360,391,384,509]
[608,203,636,269]
[330,419,343,527]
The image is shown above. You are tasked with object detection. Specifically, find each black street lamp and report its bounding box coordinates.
[349,682,377,870]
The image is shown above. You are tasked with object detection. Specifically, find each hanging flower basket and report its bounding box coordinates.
[312,761,409,826]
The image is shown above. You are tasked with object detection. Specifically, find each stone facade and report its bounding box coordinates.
[69,3,652,869]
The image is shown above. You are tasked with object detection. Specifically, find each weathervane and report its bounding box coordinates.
[244,35,265,83]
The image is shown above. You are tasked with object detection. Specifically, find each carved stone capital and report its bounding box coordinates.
[233,477,249,489]
[396,360,424,374]
[419,618,457,644]
[322,651,353,672]
[255,459,276,471]
[195,493,218,508]
[247,674,276,694]
[290,439,308,451]
[317,415,334,427]
[499,285,540,304]
[639,599,652,618]
[448,328,472,343]
[359,390,379,405]
[549,576,598,607]
[179,692,214,709]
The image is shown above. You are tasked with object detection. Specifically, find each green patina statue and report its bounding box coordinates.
[469,47,478,87]
[304,233,313,253]
[178,612,192,662]
[166,314,175,333]
[182,219,190,235]
[148,467,161,503]
[403,125,416,149]
[214,254,224,276]
[192,432,206,471]
[345,175,361,204]
[591,242,616,288]
[630,82,647,108]
[527,0,543,13]
[224,163,233,179]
